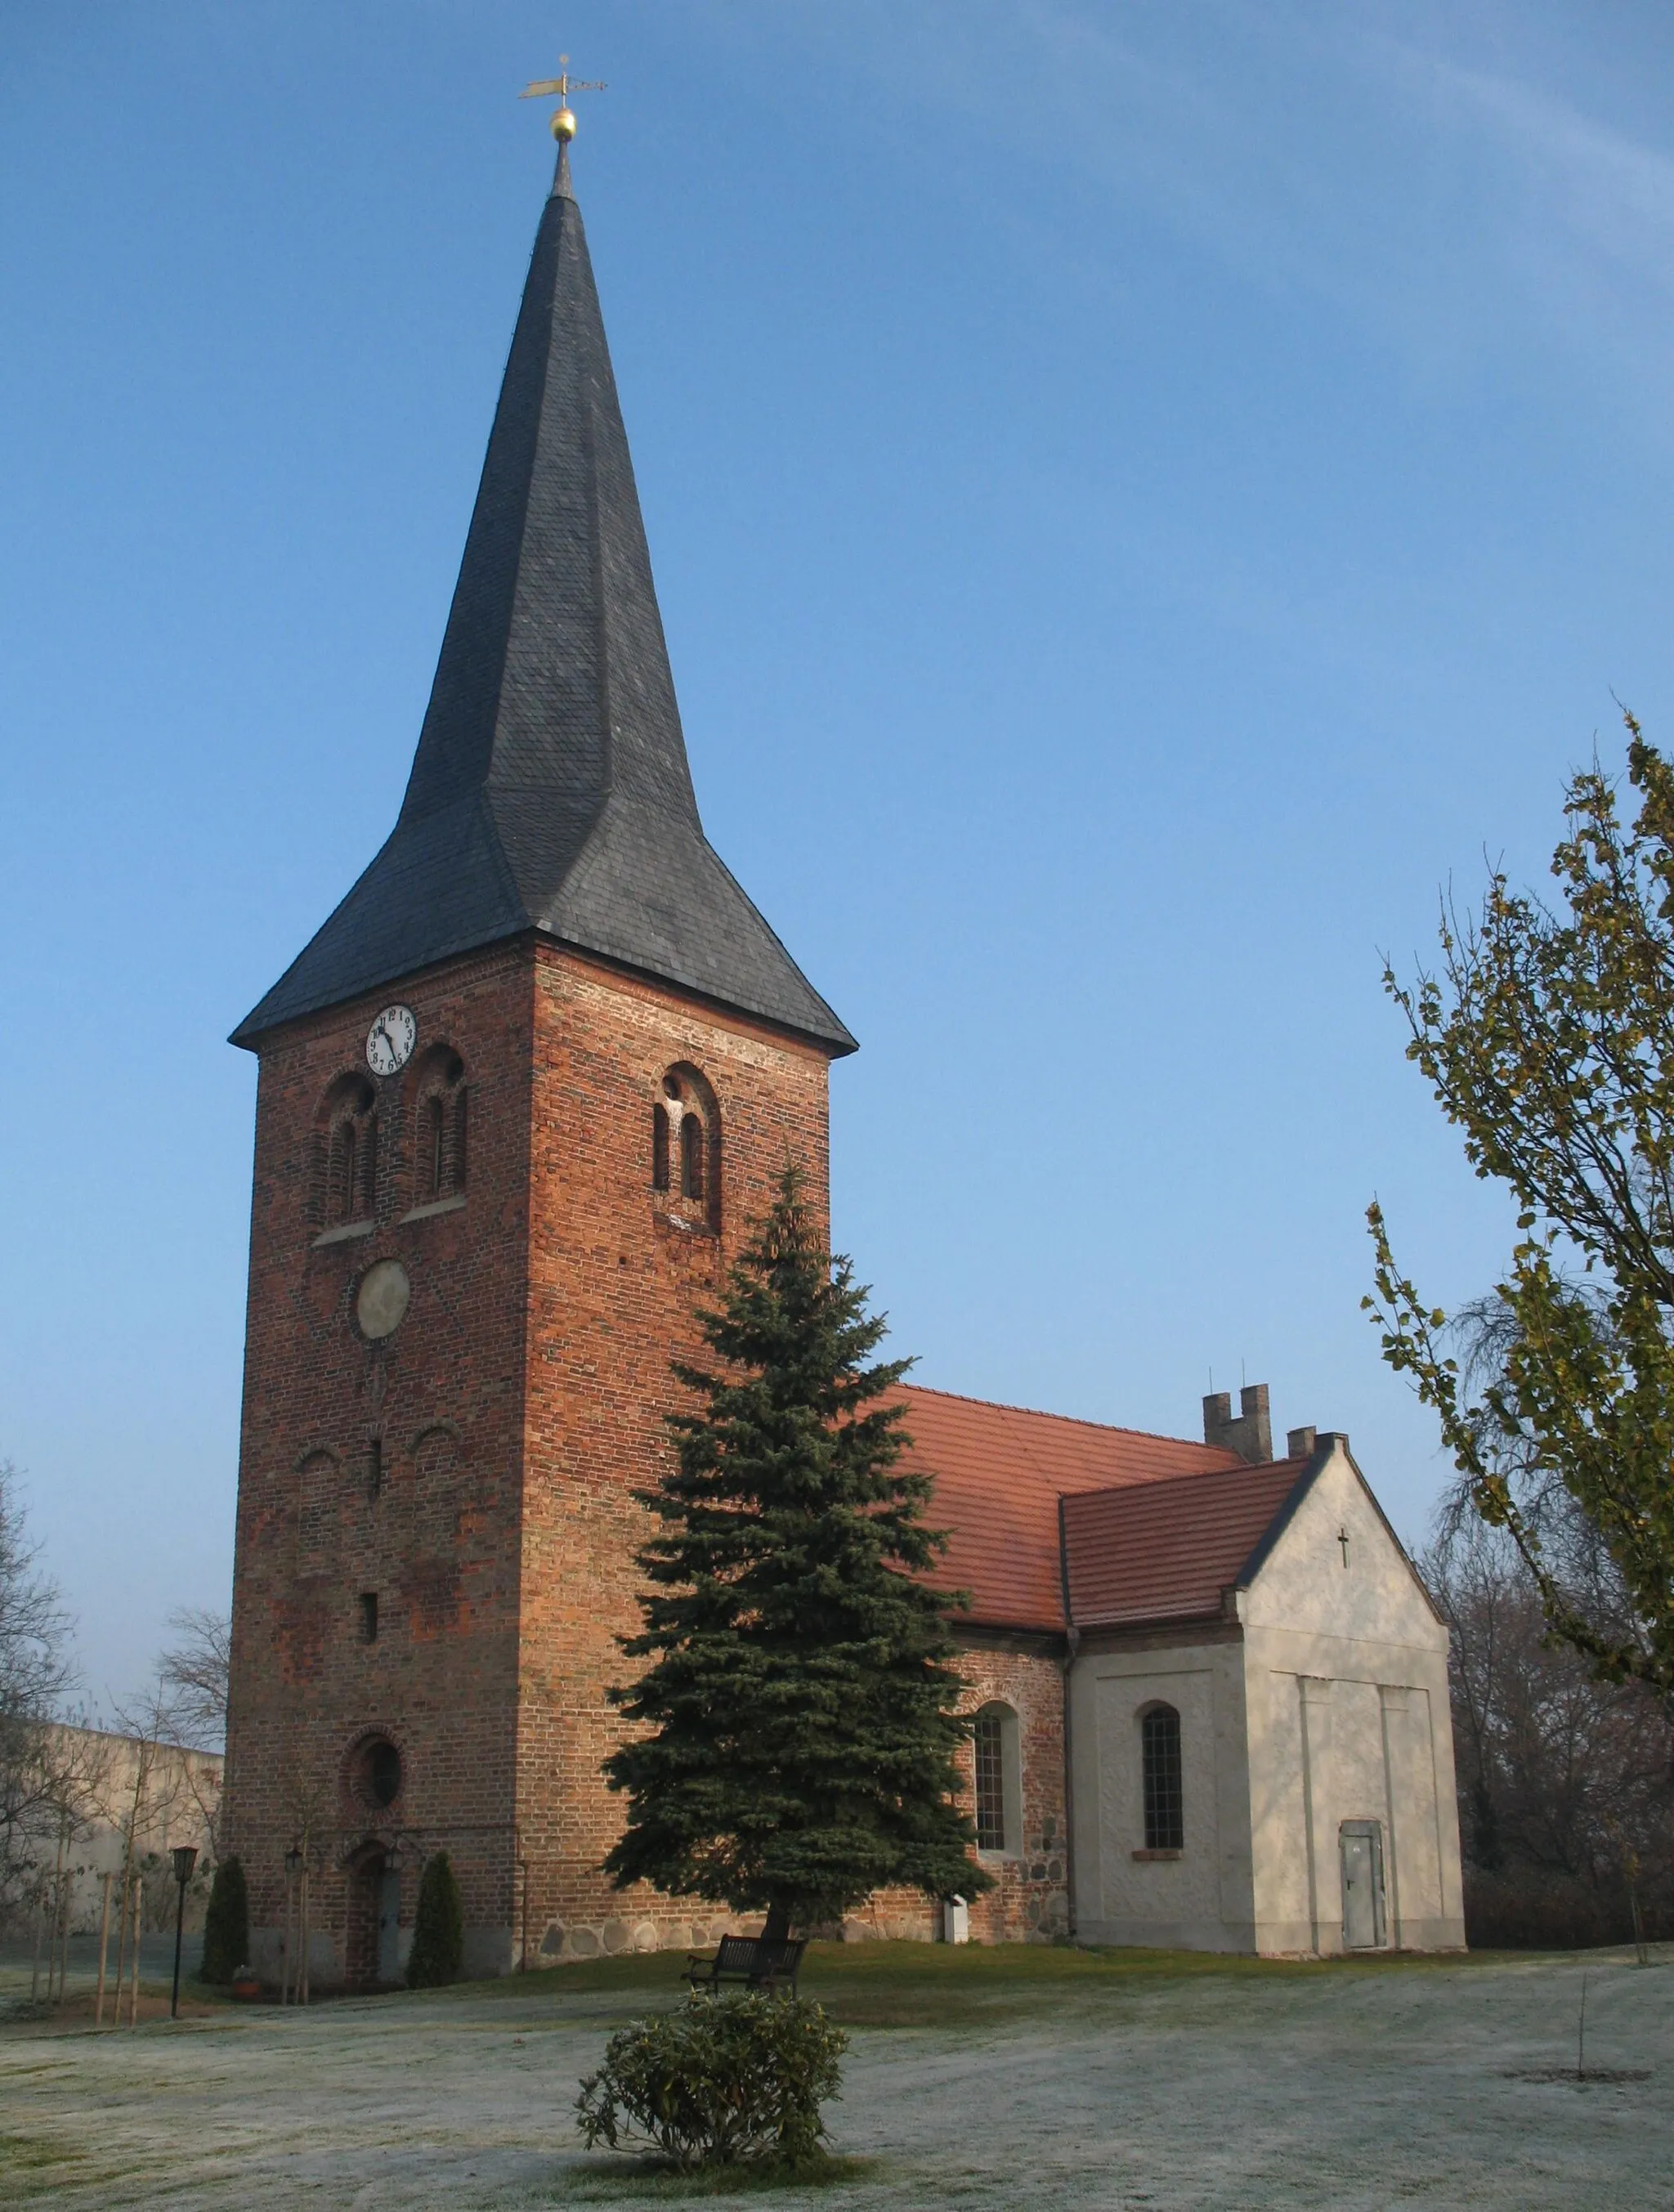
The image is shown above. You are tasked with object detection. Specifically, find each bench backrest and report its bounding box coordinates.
[714,1936,763,1972]
[711,1934,808,1977]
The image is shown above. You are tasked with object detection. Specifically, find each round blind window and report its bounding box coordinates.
[359,1738,402,1808]
[356,1260,411,1341]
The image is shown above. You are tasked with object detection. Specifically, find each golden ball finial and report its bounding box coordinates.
[551,105,578,142]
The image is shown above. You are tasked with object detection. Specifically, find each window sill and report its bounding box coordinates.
[401,1193,466,1224]
[313,1220,375,1247]
[1131,1848,1183,1861]
[656,1208,717,1238]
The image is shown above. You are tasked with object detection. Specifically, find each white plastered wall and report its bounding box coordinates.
[1068,1632,1256,1951]
[1239,1444,1466,1954]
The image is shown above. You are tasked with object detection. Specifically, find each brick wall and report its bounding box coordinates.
[513,943,831,1962]
[223,941,539,1982]
[223,931,1077,1979]
[848,1642,1070,1946]
[222,938,835,1983]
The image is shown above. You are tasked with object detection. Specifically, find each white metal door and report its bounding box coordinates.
[1340,1821,1386,1949]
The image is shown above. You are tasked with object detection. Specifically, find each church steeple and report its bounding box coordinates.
[234,146,854,1055]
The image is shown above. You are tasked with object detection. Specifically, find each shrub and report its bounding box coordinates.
[199,1857,248,1985]
[577,1991,848,2170]
[405,1851,464,1988]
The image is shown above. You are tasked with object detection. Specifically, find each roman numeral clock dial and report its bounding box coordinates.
[365,1004,416,1077]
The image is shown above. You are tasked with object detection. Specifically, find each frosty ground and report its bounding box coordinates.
[0,1942,1667,2210]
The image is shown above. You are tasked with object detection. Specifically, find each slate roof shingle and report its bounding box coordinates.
[234,147,853,1055]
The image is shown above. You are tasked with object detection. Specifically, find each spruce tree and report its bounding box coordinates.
[406,1851,464,1987]
[603,1169,989,1939]
[198,1856,248,1983]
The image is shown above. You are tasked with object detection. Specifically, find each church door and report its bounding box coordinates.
[1340,1821,1387,1949]
[377,1868,402,1986]
[344,1843,386,1989]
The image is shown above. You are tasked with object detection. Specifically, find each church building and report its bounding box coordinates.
[221,127,1465,1987]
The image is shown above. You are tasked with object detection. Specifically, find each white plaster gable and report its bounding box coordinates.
[1240,1444,1444,1655]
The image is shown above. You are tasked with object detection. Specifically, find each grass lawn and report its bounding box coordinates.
[0,1940,1667,2209]
[418,1935,1497,2028]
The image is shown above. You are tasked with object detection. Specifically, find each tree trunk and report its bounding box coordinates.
[761,1902,791,1945]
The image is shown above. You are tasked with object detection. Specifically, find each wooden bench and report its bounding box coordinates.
[683,1934,807,1995]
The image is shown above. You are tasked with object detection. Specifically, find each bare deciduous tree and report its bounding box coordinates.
[157,1606,230,1754]
[151,1606,231,1858]
[0,1459,83,1923]
[1426,1516,1674,1946]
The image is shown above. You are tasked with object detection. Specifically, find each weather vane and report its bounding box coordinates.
[520,53,606,142]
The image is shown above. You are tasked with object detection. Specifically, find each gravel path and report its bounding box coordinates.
[1,1952,1668,2209]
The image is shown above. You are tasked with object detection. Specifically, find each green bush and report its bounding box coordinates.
[577,1991,848,2170]
[405,1851,464,1988]
[198,1857,248,1984]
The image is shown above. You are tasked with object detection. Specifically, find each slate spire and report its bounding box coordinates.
[234,149,854,1054]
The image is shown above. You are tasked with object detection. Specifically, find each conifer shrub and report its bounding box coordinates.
[199,1856,248,1984]
[405,1851,464,1987]
[576,1991,848,2170]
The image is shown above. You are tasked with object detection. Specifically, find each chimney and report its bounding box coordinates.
[1287,1425,1317,1462]
[1202,1381,1273,1466]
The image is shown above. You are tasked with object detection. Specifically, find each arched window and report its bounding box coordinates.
[410,1047,468,1204]
[972,1702,1022,1856]
[330,1120,359,1222]
[681,1110,705,1202]
[347,1733,403,1811]
[655,1065,720,1230]
[651,1102,671,1190]
[1140,1704,1184,1852]
[318,1075,378,1226]
[424,1095,445,1195]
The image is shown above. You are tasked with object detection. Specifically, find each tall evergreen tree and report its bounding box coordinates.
[604,1170,989,1940]
[199,1856,248,1983]
[406,1851,464,1987]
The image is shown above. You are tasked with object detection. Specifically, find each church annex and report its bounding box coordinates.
[221,135,1465,1988]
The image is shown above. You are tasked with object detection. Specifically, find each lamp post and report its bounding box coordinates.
[169,1846,199,2020]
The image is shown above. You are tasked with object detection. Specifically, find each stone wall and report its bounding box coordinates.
[1239,1444,1465,1954]
[7,1725,222,1938]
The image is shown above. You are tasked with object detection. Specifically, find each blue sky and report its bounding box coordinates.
[6,1,1674,1704]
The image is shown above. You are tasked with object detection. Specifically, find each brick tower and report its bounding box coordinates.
[222,138,854,1987]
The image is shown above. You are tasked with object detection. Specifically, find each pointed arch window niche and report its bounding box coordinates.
[651,1065,720,1233]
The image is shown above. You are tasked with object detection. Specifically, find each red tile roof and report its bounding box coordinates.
[893,1386,1247,1633]
[1060,1457,1310,1629]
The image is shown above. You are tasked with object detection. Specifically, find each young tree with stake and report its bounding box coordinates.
[604,1171,989,1941]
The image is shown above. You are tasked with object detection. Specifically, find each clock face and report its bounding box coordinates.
[365,1004,416,1077]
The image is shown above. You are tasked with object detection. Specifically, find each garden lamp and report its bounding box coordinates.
[170,1845,199,2019]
